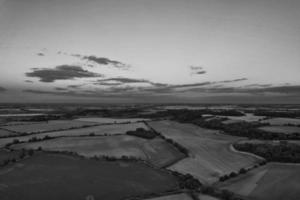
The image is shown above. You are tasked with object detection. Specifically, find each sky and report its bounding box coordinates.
[0,0,299,103]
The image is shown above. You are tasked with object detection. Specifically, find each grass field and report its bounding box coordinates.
[259,126,300,134]
[76,117,149,123]
[0,129,17,137]
[222,113,265,124]
[0,149,21,165]
[3,120,98,134]
[146,193,193,200]
[0,122,148,148]
[12,135,185,168]
[149,120,261,184]
[0,152,178,200]
[218,163,300,200]
[262,117,300,126]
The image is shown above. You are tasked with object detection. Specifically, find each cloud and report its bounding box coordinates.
[70,54,130,70]
[94,78,168,88]
[97,78,149,84]
[255,85,300,94]
[55,87,68,91]
[219,78,248,83]
[37,53,45,56]
[68,84,84,89]
[0,86,6,92]
[244,84,272,88]
[25,80,34,83]
[190,65,206,75]
[186,85,300,95]
[26,65,103,82]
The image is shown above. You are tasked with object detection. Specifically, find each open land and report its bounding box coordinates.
[218,163,300,200]
[0,122,148,148]
[0,152,179,200]
[12,135,185,167]
[259,126,300,134]
[149,120,261,184]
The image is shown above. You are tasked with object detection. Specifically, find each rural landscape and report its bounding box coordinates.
[0,104,300,200]
[1,0,300,199]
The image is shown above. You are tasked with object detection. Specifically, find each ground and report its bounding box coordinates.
[149,120,261,184]
[0,122,148,148]
[12,135,185,168]
[0,152,179,200]
[218,163,300,200]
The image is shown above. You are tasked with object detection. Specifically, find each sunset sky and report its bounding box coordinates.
[0,0,299,103]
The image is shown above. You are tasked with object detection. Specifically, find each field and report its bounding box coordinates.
[218,163,300,200]
[149,120,261,184]
[0,129,17,137]
[0,122,149,148]
[0,152,178,200]
[146,193,192,200]
[76,117,149,123]
[12,135,185,167]
[259,126,300,134]
[0,149,21,165]
[222,113,265,124]
[262,117,300,125]
[3,120,98,134]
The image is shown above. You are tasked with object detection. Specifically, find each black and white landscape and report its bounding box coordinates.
[0,0,299,200]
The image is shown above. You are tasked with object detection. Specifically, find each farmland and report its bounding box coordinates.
[0,122,148,148]
[12,135,185,167]
[0,152,179,200]
[146,193,193,200]
[0,129,17,137]
[0,149,21,165]
[76,117,149,123]
[2,120,98,134]
[222,113,265,124]
[259,126,300,134]
[218,163,300,200]
[261,117,300,126]
[149,120,261,184]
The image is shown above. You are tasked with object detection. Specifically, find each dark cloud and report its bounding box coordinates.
[245,84,272,87]
[190,65,206,75]
[0,86,6,92]
[70,53,130,69]
[256,85,300,94]
[26,65,103,83]
[219,78,248,83]
[95,82,122,86]
[55,87,68,91]
[68,84,84,89]
[171,82,212,89]
[98,78,149,84]
[186,85,300,95]
[25,80,34,83]
[37,53,44,56]
[195,71,206,75]
[94,78,167,87]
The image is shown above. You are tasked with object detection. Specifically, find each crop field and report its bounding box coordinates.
[76,117,150,123]
[0,122,149,148]
[149,120,261,184]
[0,152,178,200]
[259,126,300,134]
[222,113,265,124]
[146,193,192,200]
[0,149,21,165]
[3,120,98,134]
[218,163,300,200]
[12,135,185,168]
[198,194,220,200]
[0,129,17,137]
[262,117,300,126]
